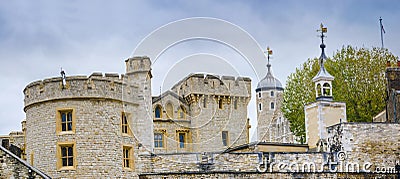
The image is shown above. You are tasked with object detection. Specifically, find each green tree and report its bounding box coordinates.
[282,46,398,143]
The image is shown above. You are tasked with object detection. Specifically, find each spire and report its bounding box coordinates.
[313,23,334,82]
[313,23,334,101]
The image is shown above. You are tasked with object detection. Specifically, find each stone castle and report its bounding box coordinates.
[0,27,399,178]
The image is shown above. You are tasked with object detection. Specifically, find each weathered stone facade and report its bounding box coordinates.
[0,145,50,179]
[256,62,294,144]
[152,74,251,153]
[1,53,397,178]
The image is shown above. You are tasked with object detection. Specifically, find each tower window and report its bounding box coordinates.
[271,91,274,97]
[154,133,164,148]
[317,83,322,97]
[322,83,331,96]
[222,131,229,146]
[121,112,129,134]
[271,102,275,110]
[258,92,261,98]
[218,99,223,109]
[56,108,75,134]
[155,105,162,119]
[123,146,133,169]
[57,142,76,170]
[178,133,186,148]
[259,103,262,111]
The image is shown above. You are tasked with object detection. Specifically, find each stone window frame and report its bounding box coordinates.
[154,129,166,148]
[270,90,274,97]
[122,145,134,170]
[222,131,229,146]
[56,107,76,135]
[121,111,132,136]
[270,102,275,110]
[56,141,76,171]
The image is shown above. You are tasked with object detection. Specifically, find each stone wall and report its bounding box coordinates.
[327,122,400,172]
[0,145,50,179]
[24,73,142,178]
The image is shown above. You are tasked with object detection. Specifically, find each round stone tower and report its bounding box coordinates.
[256,59,284,142]
[23,57,152,178]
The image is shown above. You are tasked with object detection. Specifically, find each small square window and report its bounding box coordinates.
[57,142,76,170]
[56,108,75,134]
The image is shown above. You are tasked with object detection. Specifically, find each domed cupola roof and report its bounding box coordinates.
[256,47,284,92]
[256,64,283,92]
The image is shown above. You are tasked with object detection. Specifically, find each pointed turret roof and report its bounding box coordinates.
[312,24,334,82]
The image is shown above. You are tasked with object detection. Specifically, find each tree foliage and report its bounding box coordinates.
[282,46,399,143]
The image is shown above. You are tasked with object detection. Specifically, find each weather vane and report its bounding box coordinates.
[264,46,273,65]
[317,23,327,44]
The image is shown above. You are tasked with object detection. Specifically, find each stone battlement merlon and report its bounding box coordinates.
[170,73,252,98]
[22,72,144,110]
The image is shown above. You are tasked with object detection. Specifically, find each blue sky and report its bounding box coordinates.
[0,0,399,138]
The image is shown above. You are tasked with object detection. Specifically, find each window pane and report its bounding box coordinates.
[61,113,66,122]
[68,147,73,156]
[67,112,72,122]
[68,157,73,166]
[155,107,161,118]
[67,122,72,131]
[62,158,67,166]
[61,147,67,156]
[62,124,66,131]
[179,133,185,148]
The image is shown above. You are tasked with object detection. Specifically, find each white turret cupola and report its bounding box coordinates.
[312,24,334,101]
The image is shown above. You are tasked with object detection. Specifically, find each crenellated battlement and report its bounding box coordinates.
[171,73,252,99]
[23,72,144,110]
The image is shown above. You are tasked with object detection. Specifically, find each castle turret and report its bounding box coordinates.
[304,24,346,151]
[124,56,154,152]
[256,48,293,143]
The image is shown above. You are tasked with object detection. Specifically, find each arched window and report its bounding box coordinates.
[316,83,322,97]
[323,83,331,96]
[271,102,275,110]
[178,106,186,119]
[155,105,162,119]
[166,103,173,119]
[271,91,274,97]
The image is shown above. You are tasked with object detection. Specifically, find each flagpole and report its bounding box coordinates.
[379,17,384,49]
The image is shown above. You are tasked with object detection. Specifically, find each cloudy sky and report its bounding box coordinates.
[0,0,399,139]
